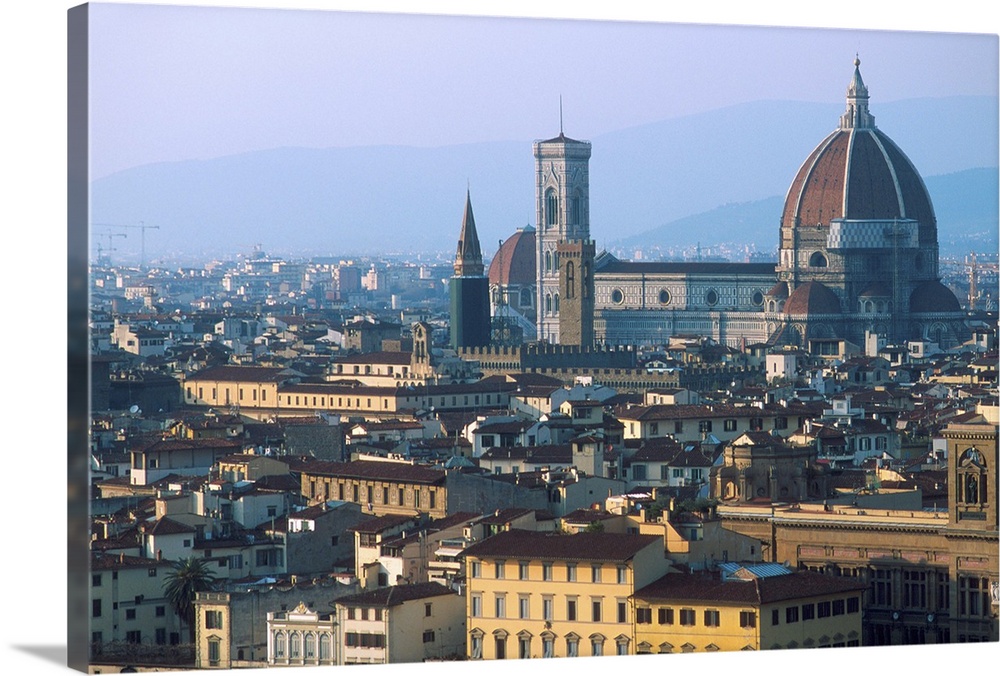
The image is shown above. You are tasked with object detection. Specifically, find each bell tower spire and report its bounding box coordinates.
[454,188,484,277]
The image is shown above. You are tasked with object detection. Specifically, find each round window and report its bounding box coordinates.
[658,289,670,305]
[752,291,764,306]
[705,289,718,306]
[611,289,624,304]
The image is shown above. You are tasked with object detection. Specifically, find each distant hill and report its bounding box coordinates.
[90,95,997,260]
[607,167,999,258]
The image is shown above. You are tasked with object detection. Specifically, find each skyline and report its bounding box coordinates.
[85,3,999,262]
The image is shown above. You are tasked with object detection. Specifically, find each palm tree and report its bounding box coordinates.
[162,556,219,643]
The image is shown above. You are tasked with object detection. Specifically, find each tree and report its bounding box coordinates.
[162,556,219,643]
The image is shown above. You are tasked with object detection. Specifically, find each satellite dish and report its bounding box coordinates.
[129,405,139,414]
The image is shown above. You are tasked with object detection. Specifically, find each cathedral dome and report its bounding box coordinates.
[780,58,936,242]
[784,281,841,316]
[909,280,962,314]
[488,226,536,286]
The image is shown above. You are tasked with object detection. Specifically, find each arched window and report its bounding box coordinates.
[582,263,590,298]
[545,294,552,313]
[519,288,532,307]
[545,250,552,272]
[565,261,575,298]
[304,633,315,659]
[809,252,828,267]
[319,634,331,661]
[275,632,286,659]
[545,189,558,228]
[554,293,560,312]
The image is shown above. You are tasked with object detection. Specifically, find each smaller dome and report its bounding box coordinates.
[858,283,892,298]
[766,281,789,299]
[784,282,841,316]
[488,227,536,286]
[910,280,962,314]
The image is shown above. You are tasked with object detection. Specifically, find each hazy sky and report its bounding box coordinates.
[87,2,999,180]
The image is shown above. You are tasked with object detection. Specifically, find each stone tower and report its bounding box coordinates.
[557,239,595,347]
[534,131,592,344]
[449,190,491,349]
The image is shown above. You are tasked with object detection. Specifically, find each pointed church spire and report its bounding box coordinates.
[454,189,484,277]
[839,55,875,130]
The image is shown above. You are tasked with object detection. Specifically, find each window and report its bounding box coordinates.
[658,608,674,625]
[785,606,799,623]
[471,561,481,578]
[470,634,483,660]
[775,416,788,430]
[543,636,554,658]
[636,607,652,624]
[495,635,507,659]
[750,417,764,432]
[680,609,695,626]
[739,611,756,628]
[617,566,627,584]
[567,598,577,621]
[802,603,815,621]
[904,570,928,609]
[471,594,482,617]
[591,638,604,656]
[126,631,142,644]
[374,608,383,621]
[519,561,529,580]
[304,634,315,658]
[832,599,845,615]
[495,595,506,618]
[567,563,577,582]
[592,599,602,622]
[632,464,647,481]
[518,635,531,659]
[125,608,136,621]
[617,601,627,623]
[155,628,166,645]
[92,600,102,618]
[817,601,831,618]
[543,597,554,621]
[423,630,436,644]
[771,608,780,625]
[847,596,860,614]
[724,419,737,432]
[591,565,602,583]
[425,602,432,617]
[519,596,530,620]
[616,640,629,656]
[275,633,286,658]
[156,605,166,617]
[495,561,505,579]
[674,421,683,434]
[92,574,101,587]
[698,420,713,434]
[542,563,553,581]
[704,609,720,627]
[205,610,223,629]
[566,636,579,657]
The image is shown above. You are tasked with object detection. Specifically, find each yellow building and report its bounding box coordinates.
[632,566,866,653]
[461,529,671,659]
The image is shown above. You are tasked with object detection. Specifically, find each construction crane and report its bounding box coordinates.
[93,221,161,268]
[95,232,127,266]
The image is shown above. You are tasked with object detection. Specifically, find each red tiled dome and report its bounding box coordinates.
[766,281,789,299]
[909,280,962,314]
[780,59,936,245]
[858,283,892,298]
[784,282,841,316]
[488,227,535,286]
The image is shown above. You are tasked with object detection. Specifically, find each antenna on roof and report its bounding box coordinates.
[559,95,564,135]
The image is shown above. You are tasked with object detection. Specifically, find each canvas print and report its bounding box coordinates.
[69,2,999,673]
